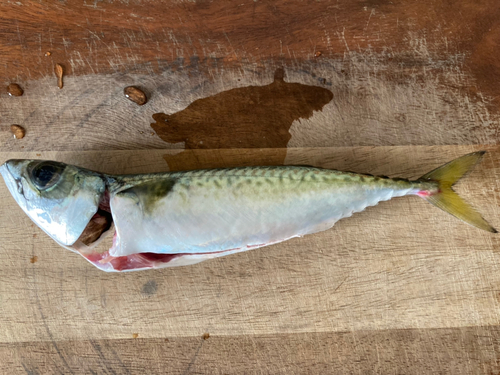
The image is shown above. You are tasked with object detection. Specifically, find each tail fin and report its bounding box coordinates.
[419,151,497,233]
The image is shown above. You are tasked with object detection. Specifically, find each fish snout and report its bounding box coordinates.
[0,160,31,209]
[1,160,32,193]
[2,159,30,180]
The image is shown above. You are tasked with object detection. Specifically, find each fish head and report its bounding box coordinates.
[0,159,106,246]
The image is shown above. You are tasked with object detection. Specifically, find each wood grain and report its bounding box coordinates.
[1,62,498,154]
[1,0,500,110]
[1,0,500,372]
[0,146,499,346]
[1,0,500,155]
[3,327,500,374]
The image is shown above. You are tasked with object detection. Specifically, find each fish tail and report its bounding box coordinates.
[418,151,497,233]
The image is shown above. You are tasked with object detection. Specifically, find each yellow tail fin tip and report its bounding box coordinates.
[419,151,496,233]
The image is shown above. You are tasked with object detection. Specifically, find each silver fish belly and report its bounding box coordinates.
[109,167,417,258]
[0,153,495,272]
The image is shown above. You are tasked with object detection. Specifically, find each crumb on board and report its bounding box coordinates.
[55,63,64,89]
[315,51,322,57]
[132,333,139,339]
[11,125,25,139]
[45,51,52,56]
[7,83,24,97]
[30,256,38,263]
[202,333,210,340]
[124,86,147,105]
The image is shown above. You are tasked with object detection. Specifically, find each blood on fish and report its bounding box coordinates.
[82,237,258,271]
[84,250,182,271]
[417,190,433,197]
[246,243,266,249]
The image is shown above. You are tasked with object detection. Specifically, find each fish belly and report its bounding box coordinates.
[109,170,411,257]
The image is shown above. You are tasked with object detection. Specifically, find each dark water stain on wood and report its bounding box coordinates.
[141,280,158,296]
[152,68,333,170]
[7,83,23,96]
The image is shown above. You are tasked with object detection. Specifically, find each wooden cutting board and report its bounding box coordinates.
[1,1,500,374]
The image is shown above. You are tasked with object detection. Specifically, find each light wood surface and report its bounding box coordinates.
[0,147,500,374]
[3,327,500,374]
[1,0,500,373]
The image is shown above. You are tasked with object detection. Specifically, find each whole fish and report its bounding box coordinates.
[0,152,496,272]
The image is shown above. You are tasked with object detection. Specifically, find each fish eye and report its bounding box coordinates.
[29,161,66,190]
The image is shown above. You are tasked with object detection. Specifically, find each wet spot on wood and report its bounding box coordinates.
[395,113,407,122]
[30,256,38,263]
[11,125,25,139]
[141,280,158,296]
[124,86,147,106]
[54,63,64,89]
[7,83,23,97]
[153,68,332,171]
[202,333,210,340]
[132,333,139,339]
